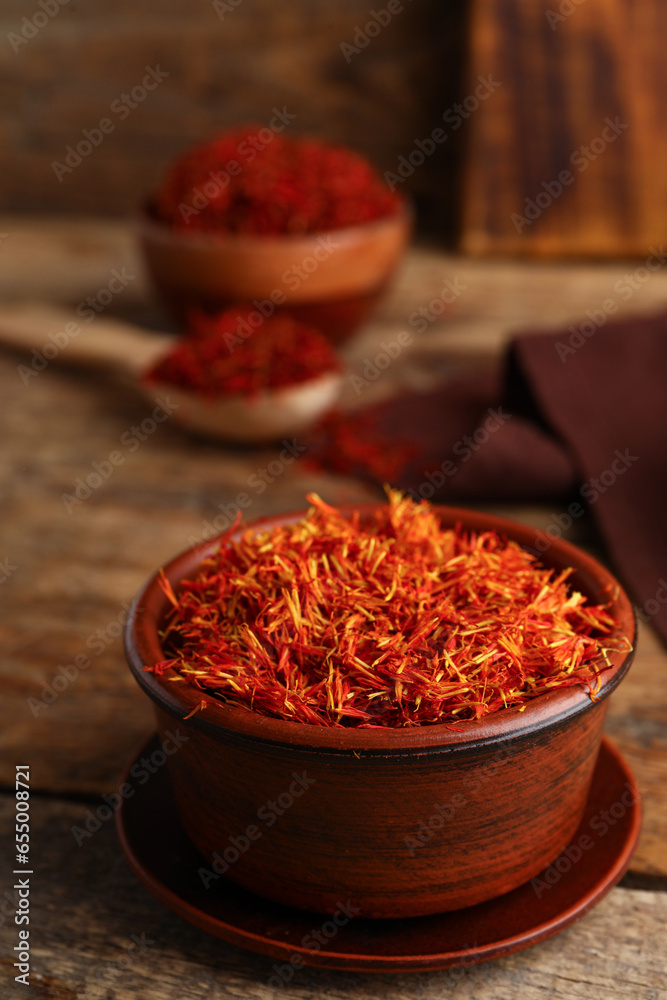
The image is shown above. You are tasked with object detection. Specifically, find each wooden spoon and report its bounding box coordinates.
[0,303,342,444]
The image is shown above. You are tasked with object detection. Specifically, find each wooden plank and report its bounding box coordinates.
[462,0,667,256]
[0,216,147,308]
[606,620,667,877]
[0,796,665,999]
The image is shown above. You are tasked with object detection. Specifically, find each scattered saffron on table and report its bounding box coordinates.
[304,409,417,484]
[144,306,341,398]
[150,127,401,235]
[147,492,624,728]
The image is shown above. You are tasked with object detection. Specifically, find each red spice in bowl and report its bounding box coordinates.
[149,491,622,728]
[150,128,401,235]
[140,129,410,341]
[126,501,635,917]
[143,306,342,399]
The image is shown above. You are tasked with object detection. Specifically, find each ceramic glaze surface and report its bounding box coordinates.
[116,736,641,969]
[139,207,411,342]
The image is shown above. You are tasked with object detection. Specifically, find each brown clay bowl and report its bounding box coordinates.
[138,203,412,344]
[124,505,635,919]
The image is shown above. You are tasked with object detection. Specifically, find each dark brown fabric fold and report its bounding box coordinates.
[364,311,667,643]
[505,317,667,641]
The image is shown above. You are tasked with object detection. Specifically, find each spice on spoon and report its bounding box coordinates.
[143,307,342,398]
[147,491,623,728]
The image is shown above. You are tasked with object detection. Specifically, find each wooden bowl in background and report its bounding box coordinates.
[124,505,636,919]
[138,203,412,344]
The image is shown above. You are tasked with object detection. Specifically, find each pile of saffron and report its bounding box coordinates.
[144,307,341,398]
[304,410,417,485]
[149,492,622,728]
[151,127,400,235]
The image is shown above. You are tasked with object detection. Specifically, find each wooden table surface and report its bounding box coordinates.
[1,217,666,999]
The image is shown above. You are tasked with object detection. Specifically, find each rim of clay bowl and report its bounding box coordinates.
[124,504,636,755]
[137,197,412,249]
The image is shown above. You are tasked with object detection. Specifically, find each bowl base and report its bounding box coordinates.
[116,735,640,973]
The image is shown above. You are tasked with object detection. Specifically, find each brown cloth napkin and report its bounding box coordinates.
[367,311,667,643]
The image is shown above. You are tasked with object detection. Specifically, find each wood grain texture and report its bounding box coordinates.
[606,620,667,877]
[462,0,667,256]
[0,796,665,999]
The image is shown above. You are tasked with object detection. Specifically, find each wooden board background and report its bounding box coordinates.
[462,0,667,256]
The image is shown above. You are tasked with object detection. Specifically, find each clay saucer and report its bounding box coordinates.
[116,735,640,973]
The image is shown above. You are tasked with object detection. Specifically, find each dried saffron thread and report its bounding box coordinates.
[304,409,417,484]
[144,307,341,398]
[151,127,401,235]
[147,491,625,728]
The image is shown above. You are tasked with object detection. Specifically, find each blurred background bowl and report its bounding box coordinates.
[138,200,412,344]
